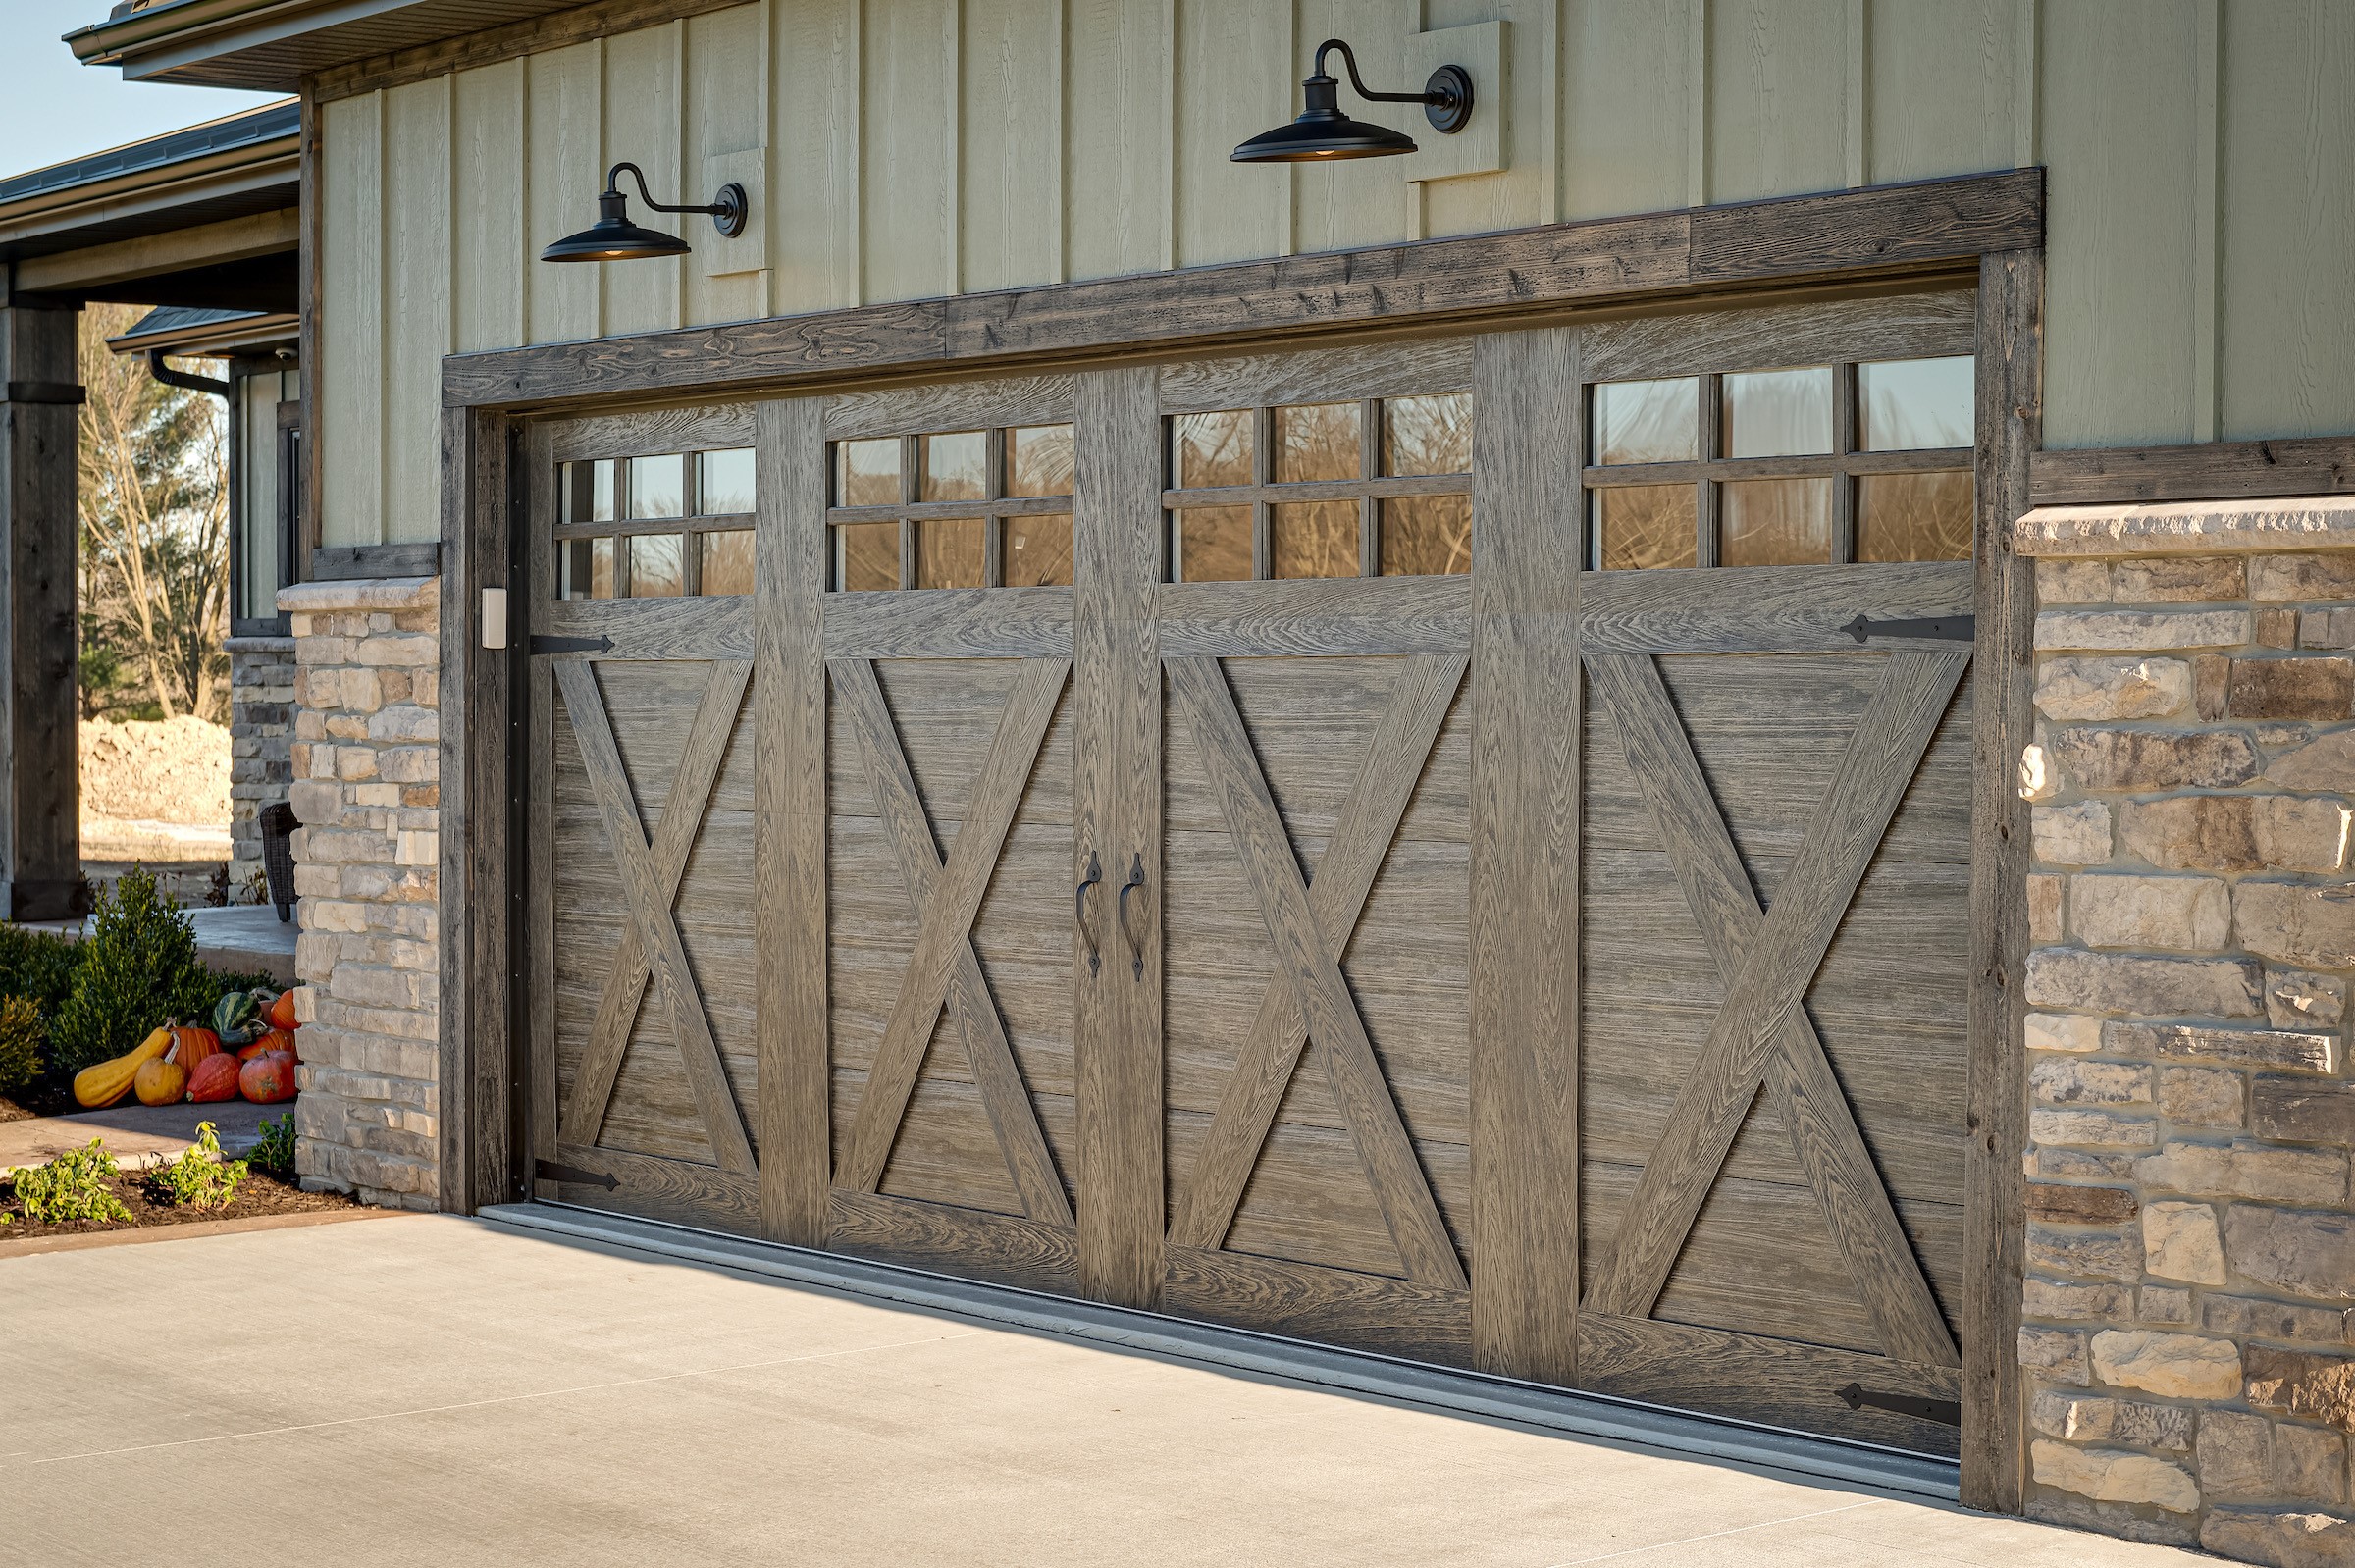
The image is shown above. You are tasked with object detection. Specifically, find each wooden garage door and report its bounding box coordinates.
[519,289,1987,1460]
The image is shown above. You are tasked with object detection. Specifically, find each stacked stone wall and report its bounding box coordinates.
[225,635,296,880]
[277,576,441,1211]
[2015,500,2355,1564]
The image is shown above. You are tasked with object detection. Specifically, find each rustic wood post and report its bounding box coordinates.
[0,282,85,921]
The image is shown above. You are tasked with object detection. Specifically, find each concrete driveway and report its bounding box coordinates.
[1,1214,2199,1567]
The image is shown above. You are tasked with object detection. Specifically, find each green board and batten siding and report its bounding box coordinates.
[320,0,2355,547]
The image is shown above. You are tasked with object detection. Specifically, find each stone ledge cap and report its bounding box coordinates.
[224,635,296,653]
[2015,495,2355,557]
[277,575,441,614]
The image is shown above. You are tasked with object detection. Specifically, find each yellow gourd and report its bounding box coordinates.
[72,1026,173,1110]
[134,1056,188,1107]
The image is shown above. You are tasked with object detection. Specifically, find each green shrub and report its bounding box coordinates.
[0,924,84,1017]
[248,1112,296,1178]
[45,868,216,1081]
[13,1139,132,1225]
[148,1122,248,1211]
[0,996,41,1097]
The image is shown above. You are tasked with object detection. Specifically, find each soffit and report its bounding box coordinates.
[68,0,575,90]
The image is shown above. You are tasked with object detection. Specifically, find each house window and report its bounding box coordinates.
[1584,355,1973,569]
[553,447,757,599]
[1164,393,1472,583]
[825,424,1075,591]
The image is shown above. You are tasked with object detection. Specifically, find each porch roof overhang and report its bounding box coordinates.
[107,303,298,358]
[64,0,586,90]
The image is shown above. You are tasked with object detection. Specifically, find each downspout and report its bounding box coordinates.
[146,349,230,399]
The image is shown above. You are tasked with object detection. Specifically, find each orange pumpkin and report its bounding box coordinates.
[187,1053,242,1103]
[238,1053,296,1104]
[237,1029,295,1063]
[134,1056,188,1107]
[167,1023,222,1076]
[267,988,299,1032]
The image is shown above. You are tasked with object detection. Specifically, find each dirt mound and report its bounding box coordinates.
[79,717,230,826]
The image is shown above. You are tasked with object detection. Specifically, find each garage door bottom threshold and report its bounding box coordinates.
[479,1201,1962,1504]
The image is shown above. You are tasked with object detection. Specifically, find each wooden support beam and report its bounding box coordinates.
[12,208,299,297]
[0,303,83,919]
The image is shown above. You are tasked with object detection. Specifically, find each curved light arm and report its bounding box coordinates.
[603,161,727,218]
[1309,37,1462,111]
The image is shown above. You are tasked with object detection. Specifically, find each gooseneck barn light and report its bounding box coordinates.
[1230,38,1474,162]
[540,161,750,263]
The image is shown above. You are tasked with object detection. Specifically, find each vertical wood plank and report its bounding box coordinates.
[603,21,686,338]
[2190,0,2220,444]
[684,1,769,328]
[758,394,831,1245]
[525,424,556,1198]
[297,91,324,567]
[526,40,604,344]
[1064,0,1167,282]
[1421,0,1559,239]
[1963,246,2042,1515]
[384,77,454,546]
[1704,0,1845,205]
[452,59,527,354]
[961,0,1065,290]
[1864,0,2015,184]
[772,0,860,313]
[1560,0,1692,222]
[1469,326,1582,1385]
[321,91,383,548]
[1073,362,1163,1309]
[1171,0,1289,268]
[1289,0,1409,254]
[864,0,959,303]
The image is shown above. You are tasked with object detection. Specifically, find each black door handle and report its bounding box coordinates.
[1074,851,1102,977]
[1117,854,1147,980]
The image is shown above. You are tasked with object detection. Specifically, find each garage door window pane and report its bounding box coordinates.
[1173,410,1253,490]
[1858,357,1973,451]
[565,459,617,523]
[916,518,986,588]
[837,439,901,506]
[560,537,615,599]
[629,453,685,518]
[835,523,900,590]
[1271,500,1358,578]
[1274,402,1360,483]
[1005,515,1073,586]
[1007,424,1074,497]
[921,431,988,502]
[1720,478,1832,566]
[1382,393,1471,476]
[1592,378,1699,465]
[1723,368,1832,458]
[1173,507,1251,582]
[628,533,684,596]
[1380,495,1471,576]
[699,448,755,515]
[1592,487,1697,570]
[1858,471,1973,562]
[700,530,755,595]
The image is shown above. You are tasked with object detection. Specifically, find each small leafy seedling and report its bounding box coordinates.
[13,1139,133,1225]
[248,1112,296,1178]
[148,1122,249,1211]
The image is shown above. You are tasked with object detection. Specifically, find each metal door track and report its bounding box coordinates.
[477,1201,1961,1503]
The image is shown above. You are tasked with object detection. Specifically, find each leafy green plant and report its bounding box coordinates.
[147,1122,248,1211]
[13,1139,133,1226]
[45,867,217,1080]
[0,924,84,1018]
[247,1112,296,1178]
[0,996,42,1098]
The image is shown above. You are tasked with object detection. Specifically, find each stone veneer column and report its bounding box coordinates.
[224,634,296,881]
[277,575,440,1210]
[2014,497,2355,1565]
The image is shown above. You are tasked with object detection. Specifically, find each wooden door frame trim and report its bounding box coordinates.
[440,169,2042,415]
[437,176,2046,1508]
[2029,434,2355,506]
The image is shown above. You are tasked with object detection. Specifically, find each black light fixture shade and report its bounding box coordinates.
[1232,38,1473,163]
[541,161,750,263]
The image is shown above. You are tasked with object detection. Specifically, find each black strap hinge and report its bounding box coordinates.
[1842,613,1975,644]
[530,633,612,655]
[1836,1383,1962,1426]
[4,381,85,406]
[534,1159,619,1190]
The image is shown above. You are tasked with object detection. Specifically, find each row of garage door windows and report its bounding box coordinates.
[552,355,1973,599]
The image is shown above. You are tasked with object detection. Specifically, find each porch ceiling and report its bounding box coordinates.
[66,0,577,90]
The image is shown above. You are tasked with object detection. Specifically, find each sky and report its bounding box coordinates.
[0,2,285,184]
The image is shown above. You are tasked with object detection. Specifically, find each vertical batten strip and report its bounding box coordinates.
[1048,0,1067,285]
[1686,0,1709,207]
[1469,326,1582,1385]
[944,0,964,296]
[1843,0,1867,188]
[2013,0,2039,170]
[2191,0,2221,443]
[757,395,832,1246]
[1159,0,1177,273]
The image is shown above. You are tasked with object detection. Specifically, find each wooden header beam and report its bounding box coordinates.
[441,169,2043,414]
[13,208,300,298]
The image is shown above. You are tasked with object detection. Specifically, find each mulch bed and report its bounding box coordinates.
[0,1085,78,1123]
[1,1168,360,1241]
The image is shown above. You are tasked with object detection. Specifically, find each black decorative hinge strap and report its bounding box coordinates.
[530,633,613,655]
[534,1159,619,1190]
[1836,1383,1962,1427]
[1841,614,1976,644]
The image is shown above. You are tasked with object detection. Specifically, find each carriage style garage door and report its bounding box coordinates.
[521,289,1986,1458]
